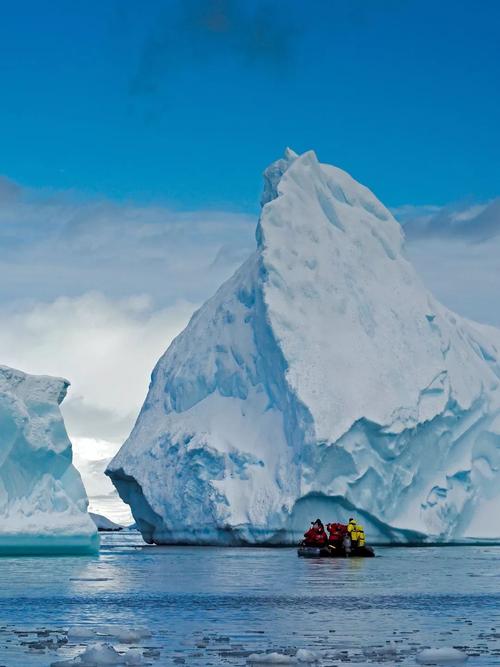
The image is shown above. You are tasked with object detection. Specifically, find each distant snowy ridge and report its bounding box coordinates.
[0,365,98,554]
[107,149,500,545]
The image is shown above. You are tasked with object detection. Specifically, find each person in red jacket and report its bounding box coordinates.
[326,522,347,547]
[303,519,327,547]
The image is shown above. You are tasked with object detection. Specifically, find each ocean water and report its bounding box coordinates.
[0,533,499,666]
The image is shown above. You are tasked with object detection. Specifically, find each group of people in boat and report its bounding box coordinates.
[302,517,366,550]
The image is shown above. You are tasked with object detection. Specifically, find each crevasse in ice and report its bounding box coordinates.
[107,149,500,545]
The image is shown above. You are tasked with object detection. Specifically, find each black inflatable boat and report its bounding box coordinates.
[297,545,375,558]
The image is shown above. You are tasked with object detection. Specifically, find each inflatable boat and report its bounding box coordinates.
[297,544,375,558]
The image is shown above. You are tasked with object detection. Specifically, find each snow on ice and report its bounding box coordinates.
[0,365,98,554]
[107,148,500,545]
[416,647,468,664]
[51,643,147,666]
[67,626,151,643]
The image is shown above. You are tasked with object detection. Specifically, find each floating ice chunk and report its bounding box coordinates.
[296,649,319,662]
[123,649,146,665]
[111,629,151,644]
[67,624,152,654]
[52,643,147,666]
[369,645,398,658]
[96,626,152,642]
[52,643,123,665]
[416,647,468,664]
[247,653,296,664]
[78,644,123,665]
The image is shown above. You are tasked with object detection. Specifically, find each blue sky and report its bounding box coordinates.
[1,0,499,210]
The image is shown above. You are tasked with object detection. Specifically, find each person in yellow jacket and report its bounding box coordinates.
[357,524,366,547]
[348,518,359,546]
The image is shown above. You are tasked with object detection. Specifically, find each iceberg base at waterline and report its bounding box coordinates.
[0,533,99,556]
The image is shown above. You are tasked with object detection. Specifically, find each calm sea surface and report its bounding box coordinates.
[0,533,499,666]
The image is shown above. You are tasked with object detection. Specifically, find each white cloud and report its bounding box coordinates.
[0,291,195,436]
[405,236,500,328]
[0,292,197,522]
[0,176,255,307]
[398,198,500,242]
[396,201,500,328]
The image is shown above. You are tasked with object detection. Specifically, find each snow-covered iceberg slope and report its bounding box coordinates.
[107,149,500,545]
[0,365,98,554]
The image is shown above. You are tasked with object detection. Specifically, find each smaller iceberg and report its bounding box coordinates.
[90,512,124,532]
[0,365,98,555]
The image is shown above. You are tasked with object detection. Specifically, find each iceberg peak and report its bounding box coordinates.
[0,365,69,406]
[260,146,299,207]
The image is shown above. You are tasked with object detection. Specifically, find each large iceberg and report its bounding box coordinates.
[0,365,98,554]
[107,149,500,545]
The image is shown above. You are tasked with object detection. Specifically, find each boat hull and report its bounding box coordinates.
[297,545,375,558]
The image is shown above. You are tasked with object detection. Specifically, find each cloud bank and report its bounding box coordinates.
[396,200,500,328]
[399,197,500,242]
[0,176,255,307]
[0,292,195,440]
